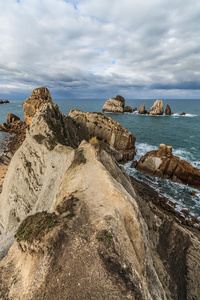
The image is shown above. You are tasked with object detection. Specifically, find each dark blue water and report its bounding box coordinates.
[0,99,200,219]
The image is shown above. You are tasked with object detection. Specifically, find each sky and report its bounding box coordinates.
[0,0,200,100]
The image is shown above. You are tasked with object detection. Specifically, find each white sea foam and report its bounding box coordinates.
[172,113,197,117]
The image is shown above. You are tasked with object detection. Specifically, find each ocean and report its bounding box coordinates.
[0,98,200,219]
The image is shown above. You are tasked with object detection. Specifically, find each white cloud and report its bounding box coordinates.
[0,0,199,98]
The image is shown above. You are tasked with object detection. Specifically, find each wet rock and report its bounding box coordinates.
[3,100,9,104]
[165,104,172,115]
[23,86,52,125]
[102,95,125,113]
[0,100,3,104]
[149,100,163,115]
[180,112,186,116]
[124,105,132,112]
[133,107,137,112]
[132,143,200,190]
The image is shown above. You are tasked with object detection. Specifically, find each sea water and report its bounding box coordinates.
[0,98,200,219]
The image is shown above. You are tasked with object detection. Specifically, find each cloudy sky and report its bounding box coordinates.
[0,0,200,99]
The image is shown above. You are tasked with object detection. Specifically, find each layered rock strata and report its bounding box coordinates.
[102,95,125,113]
[69,109,135,161]
[23,86,52,125]
[0,103,199,299]
[132,143,200,190]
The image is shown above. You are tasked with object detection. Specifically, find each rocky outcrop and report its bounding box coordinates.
[7,113,20,124]
[124,105,132,112]
[180,112,186,116]
[0,103,200,299]
[0,100,9,104]
[69,109,135,161]
[165,104,171,115]
[102,95,125,113]
[149,100,163,115]
[138,103,147,114]
[132,143,200,190]
[133,107,137,112]
[23,86,52,125]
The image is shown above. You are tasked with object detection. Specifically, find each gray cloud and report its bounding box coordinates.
[0,0,199,99]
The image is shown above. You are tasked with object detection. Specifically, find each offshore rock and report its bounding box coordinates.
[124,105,132,112]
[138,103,147,114]
[7,113,20,124]
[69,109,135,161]
[23,86,52,125]
[132,143,200,190]
[133,107,137,112]
[3,100,9,104]
[165,104,172,115]
[102,95,125,113]
[149,100,163,115]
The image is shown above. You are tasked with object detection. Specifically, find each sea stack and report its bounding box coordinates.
[138,103,147,114]
[149,100,163,115]
[124,105,133,112]
[23,86,52,125]
[165,104,172,115]
[102,95,125,113]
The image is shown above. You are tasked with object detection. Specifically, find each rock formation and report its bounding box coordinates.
[180,112,186,116]
[7,113,20,124]
[0,100,9,104]
[23,86,52,125]
[149,100,163,115]
[132,143,200,190]
[165,104,172,115]
[69,109,135,162]
[0,95,200,299]
[102,95,125,113]
[138,103,147,114]
[133,107,137,112]
[124,105,132,112]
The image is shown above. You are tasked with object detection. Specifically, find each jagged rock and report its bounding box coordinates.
[0,104,200,299]
[138,103,147,114]
[69,109,135,161]
[180,112,186,116]
[132,143,200,190]
[23,86,52,125]
[149,100,163,115]
[7,113,20,124]
[124,105,132,112]
[165,104,172,115]
[3,100,9,104]
[133,107,137,112]
[102,95,125,113]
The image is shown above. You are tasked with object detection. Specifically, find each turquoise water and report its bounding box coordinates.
[0,98,200,219]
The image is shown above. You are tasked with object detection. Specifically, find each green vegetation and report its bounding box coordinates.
[56,195,79,218]
[97,230,113,243]
[14,212,59,243]
[75,149,86,164]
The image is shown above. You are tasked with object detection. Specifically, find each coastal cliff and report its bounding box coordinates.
[0,92,200,299]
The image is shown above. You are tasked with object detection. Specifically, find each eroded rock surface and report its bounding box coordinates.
[132,143,200,190]
[23,86,52,125]
[69,109,135,161]
[124,105,133,112]
[138,103,147,114]
[149,100,163,115]
[102,95,125,113]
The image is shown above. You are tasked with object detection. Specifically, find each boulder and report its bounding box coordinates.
[0,100,3,104]
[165,104,172,115]
[132,143,200,190]
[133,107,137,112]
[69,109,135,162]
[3,100,9,104]
[124,105,132,112]
[102,95,125,113]
[7,113,20,124]
[23,86,52,125]
[180,112,186,116]
[138,103,147,114]
[149,100,163,115]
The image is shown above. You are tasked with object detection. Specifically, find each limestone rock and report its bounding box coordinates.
[102,95,125,113]
[149,100,163,115]
[165,104,172,115]
[138,103,147,114]
[69,109,135,161]
[7,113,20,124]
[0,104,200,299]
[23,86,52,125]
[124,105,132,112]
[3,100,9,104]
[133,107,137,112]
[132,143,200,190]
